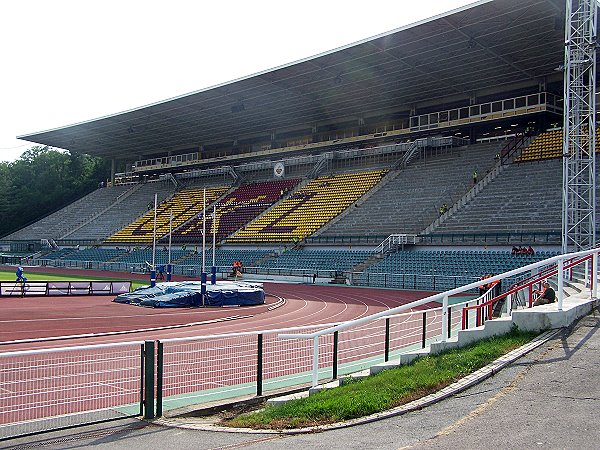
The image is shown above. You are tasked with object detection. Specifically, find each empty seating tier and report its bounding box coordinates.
[260,249,372,272]
[170,178,300,243]
[227,170,387,243]
[515,130,562,162]
[516,128,600,163]
[361,249,558,291]
[105,185,229,244]
[318,143,503,237]
[431,158,562,241]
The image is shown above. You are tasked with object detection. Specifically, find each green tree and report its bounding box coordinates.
[0,146,110,238]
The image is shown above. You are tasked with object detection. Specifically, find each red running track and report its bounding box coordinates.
[0,266,437,351]
[0,267,441,429]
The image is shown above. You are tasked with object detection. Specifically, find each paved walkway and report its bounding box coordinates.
[6,306,600,450]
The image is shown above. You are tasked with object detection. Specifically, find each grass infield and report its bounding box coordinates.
[0,269,145,290]
[223,327,536,429]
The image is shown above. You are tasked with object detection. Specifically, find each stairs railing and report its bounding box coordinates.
[373,234,417,254]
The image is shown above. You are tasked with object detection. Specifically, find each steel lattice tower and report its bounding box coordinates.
[562,0,597,253]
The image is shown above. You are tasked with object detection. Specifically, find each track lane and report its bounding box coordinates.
[0,279,438,352]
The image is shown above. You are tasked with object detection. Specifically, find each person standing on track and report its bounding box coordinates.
[15,266,27,297]
[15,266,27,283]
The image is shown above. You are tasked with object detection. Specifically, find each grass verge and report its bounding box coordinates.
[224,327,537,429]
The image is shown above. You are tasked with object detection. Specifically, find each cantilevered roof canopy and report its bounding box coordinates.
[19,0,565,160]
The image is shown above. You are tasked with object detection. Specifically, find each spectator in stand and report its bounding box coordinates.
[473,170,478,185]
[526,246,534,256]
[491,276,501,297]
[533,281,556,306]
[478,274,489,297]
[511,246,519,256]
[439,203,448,216]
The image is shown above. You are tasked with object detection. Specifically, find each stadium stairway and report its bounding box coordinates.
[74,180,176,242]
[60,183,145,240]
[426,158,563,242]
[421,146,510,235]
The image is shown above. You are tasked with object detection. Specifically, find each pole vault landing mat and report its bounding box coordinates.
[113,280,265,307]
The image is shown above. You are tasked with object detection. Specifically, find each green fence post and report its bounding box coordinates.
[156,341,163,418]
[143,340,155,420]
[384,318,390,362]
[333,331,339,379]
[257,334,263,396]
[139,343,144,416]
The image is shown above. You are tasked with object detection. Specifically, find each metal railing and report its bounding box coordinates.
[3,249,597,438]
[0,280,132,297]
[351,271,482,292]
[0,341,144,441]
[279,248,599,387]
[374,234,418,254]
[418,231,561,244]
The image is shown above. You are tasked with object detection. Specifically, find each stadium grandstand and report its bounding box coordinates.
[1,0,594,290]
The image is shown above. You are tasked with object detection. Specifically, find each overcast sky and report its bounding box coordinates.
[0,0,478,163]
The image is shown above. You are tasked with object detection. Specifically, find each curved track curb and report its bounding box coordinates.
[154,328,561,434]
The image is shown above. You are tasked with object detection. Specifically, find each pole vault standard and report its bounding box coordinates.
[167,208,173,282]
[211,204,217,285]
[150,193,157,287]
[201,189,207,304]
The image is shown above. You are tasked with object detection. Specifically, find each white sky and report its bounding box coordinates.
[0,0,478,163]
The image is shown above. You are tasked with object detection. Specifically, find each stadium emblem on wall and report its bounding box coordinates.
[274,162,285,178]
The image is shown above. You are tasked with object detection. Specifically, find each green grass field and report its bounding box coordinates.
[0,270,146,290]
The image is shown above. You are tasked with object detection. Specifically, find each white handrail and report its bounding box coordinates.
[279,247,599,386]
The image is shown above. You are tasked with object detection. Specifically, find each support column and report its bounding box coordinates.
[558,259,564,311]
[111,158,116,187]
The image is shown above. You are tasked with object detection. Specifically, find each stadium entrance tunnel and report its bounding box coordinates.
[113,280,265,307]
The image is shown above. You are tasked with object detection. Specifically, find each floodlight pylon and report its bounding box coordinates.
[562,0,597,253]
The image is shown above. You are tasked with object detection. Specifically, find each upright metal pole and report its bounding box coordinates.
[143,341,155,419]
[150,193,157,287]
[211,205,217,285]
[156,341,163,418]
[558,258,564,311]
[201,189,207,301]
[312,337,319,388]
[167,208,172,282]
[593,252,598,299]
[257,334,263,396]
[202,189,206,274]
[441,295,448,342]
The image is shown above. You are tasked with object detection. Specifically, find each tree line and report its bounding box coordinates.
[0,146,110,238]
